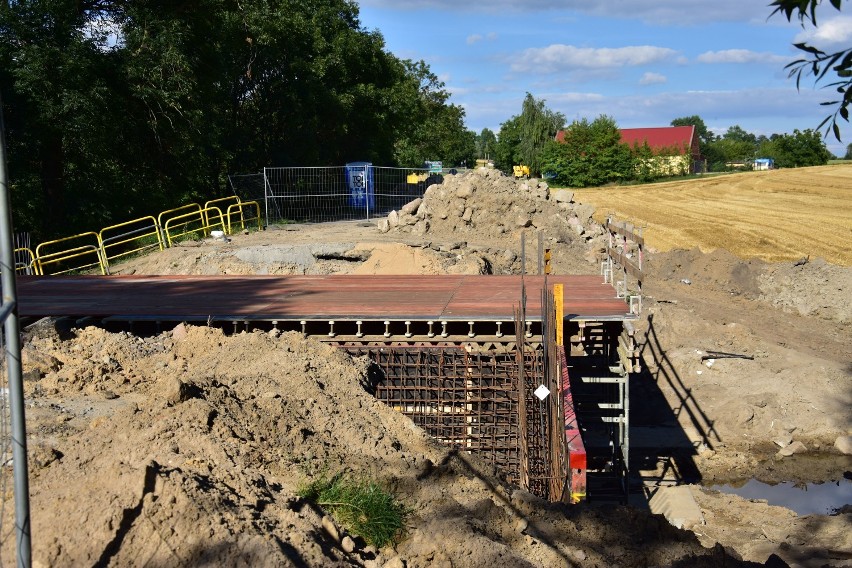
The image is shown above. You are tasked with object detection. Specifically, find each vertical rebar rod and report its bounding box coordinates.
[0,90,31,568]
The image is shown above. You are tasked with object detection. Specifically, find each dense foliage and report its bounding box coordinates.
[0,0,474,240]
[539,116,632,187]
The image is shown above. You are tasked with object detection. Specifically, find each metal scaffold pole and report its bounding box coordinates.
[0,90,32,568]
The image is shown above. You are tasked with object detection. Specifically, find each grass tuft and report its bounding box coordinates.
[299,473,410,548]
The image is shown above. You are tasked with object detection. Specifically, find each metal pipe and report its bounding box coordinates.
[0,89,32,567]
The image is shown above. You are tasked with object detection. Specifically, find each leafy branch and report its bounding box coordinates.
[771,0,850,141]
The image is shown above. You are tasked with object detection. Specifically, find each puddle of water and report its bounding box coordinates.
[709,477,852,516]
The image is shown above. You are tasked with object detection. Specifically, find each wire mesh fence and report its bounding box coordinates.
[230,166,446,226]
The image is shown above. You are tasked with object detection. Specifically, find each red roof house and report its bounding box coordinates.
[555,125,703,175]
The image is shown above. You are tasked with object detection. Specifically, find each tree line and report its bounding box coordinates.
[476,94,834,188]
[0,0,476,241]
[1,1,841,242]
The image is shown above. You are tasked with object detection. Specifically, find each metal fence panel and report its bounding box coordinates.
[257,166,443,225]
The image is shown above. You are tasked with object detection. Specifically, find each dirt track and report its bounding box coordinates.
[5,166,851,567]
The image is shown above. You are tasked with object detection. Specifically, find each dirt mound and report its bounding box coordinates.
[9,323,757,567]
[647,247,852,324]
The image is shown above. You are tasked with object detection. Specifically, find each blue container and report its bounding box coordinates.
[345,162,375,209]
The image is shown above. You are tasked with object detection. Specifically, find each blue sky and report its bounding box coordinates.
[357,0,852,157]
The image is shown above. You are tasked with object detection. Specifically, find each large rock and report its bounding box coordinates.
[776,440,807,457]
[553,189,574,204]
[834,435,852,455]
[387,210,400,228]
[401,198,422,215]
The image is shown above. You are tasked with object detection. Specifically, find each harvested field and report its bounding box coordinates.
[573,164,852,266]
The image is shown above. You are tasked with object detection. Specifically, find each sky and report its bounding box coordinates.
[356,0,852,157]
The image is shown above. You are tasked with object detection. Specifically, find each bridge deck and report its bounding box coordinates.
[15,274,633,322]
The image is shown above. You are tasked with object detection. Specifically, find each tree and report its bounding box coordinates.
[844,143,852,159]
[769,129,833,167]
[771,0,851,140]
[671,115,714,147]
[476,128,497,160]
[0,0,470,240]
[540,115,632,187]
[517,93,565,176]
[494,115,522,173]
[390,60,475,168]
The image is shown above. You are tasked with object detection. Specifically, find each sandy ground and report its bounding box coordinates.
[4,167,851,567]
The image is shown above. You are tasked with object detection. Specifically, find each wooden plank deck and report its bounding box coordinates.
[15,274,633,321]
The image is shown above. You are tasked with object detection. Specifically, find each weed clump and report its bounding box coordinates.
[299,474,409,548]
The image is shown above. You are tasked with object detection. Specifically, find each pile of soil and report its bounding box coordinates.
[6,167,851,566]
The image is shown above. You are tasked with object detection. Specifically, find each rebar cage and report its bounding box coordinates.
[345,340,567,502]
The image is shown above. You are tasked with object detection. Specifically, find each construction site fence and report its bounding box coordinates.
[228,166,466,225]
[15,197,262,276]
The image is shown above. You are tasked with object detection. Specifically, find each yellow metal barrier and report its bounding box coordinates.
[35,232,106,275]
[158,203,202,233]
[163,206,225,247]
[99,216,165,270]
[204,196,241,227]
[225,201,262,235]
[14,247,37,275]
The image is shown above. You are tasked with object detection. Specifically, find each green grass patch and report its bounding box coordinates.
[299,473,410,548]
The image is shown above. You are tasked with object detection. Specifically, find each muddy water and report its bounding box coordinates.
[710,477,852,515]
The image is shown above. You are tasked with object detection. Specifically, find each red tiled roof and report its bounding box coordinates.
[619,126,695,153]
[555,125,697,155]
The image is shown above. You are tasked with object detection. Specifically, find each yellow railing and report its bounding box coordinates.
[226,201,262,234]
[204,196,241,227]
[99,216,165,271]
[35,232,106,276]
[21,196,263,277]
[158,203,203,231]
[163,206,225,247]
[14,247,37,275]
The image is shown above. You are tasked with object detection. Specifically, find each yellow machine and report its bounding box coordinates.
[513,165,530,178]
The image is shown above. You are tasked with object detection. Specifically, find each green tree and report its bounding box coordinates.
[770,0,851,140]
[391,60,474,167]
[476,128,497,160]
[769,129,833,167]
[670,115,714,147]
[540,115,632,187]
[844,143,852,159]
[494,115,522,173]
[1,0,471,240]
[517,93,565,176]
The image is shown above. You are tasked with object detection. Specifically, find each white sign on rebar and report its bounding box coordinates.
[534,384,550,401]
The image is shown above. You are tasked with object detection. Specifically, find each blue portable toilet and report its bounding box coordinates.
[345,162,375,210]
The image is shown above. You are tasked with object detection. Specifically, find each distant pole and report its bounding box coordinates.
[0,90,33,568]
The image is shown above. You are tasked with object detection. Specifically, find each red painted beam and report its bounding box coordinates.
[559,346,587,504]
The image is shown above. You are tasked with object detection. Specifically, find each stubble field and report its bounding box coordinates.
[573,164,852,266]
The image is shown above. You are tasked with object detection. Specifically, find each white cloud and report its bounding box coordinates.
[697,49,791,65]
[510,45,677,74]
[794,15,852,51]
[467,32,497,45]
[639,72,667,85]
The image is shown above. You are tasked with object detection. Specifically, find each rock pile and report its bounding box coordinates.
[377,168,605,243]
